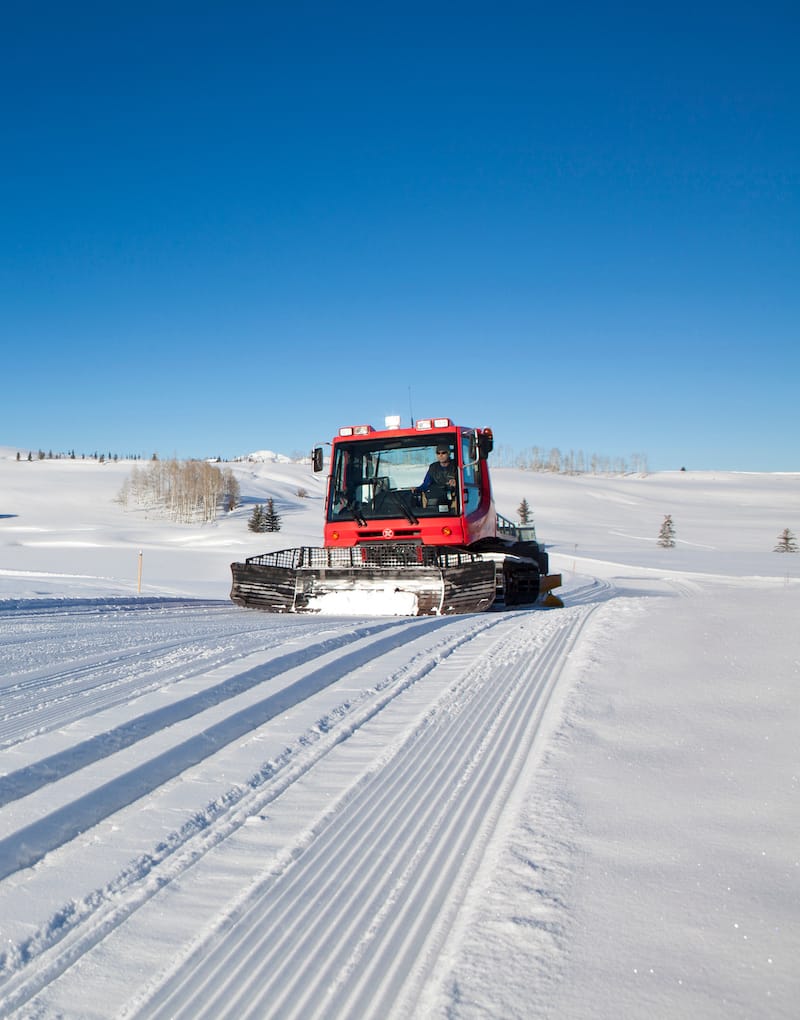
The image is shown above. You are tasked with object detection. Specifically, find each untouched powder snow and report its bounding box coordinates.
[548,589,799,1018]
[428,584,800,1020]
[0,451,798,1018]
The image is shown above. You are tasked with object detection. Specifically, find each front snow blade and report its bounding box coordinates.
[230,546,496,616]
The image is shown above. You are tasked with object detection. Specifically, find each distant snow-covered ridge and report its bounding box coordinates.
[236,450,296,464]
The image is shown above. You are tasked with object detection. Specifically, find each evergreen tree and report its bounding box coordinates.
[247,504,264,533]
[517,498,532,524]
[263,497,282,532]
[658,514,676,548]
[774,528,798,553]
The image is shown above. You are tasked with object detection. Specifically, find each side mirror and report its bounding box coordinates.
[478,428,494,460]
[312,447,324,472]
[468,434,478,464]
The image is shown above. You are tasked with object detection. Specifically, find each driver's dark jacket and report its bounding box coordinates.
[419,460,457,492]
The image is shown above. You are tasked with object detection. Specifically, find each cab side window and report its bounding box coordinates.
[461,436,481,509]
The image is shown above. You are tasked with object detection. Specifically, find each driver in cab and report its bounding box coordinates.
[413,446,457,502]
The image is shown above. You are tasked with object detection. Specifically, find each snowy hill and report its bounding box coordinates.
[236,449,296,464]
[1,453,799,1018]
[1,450,797,601]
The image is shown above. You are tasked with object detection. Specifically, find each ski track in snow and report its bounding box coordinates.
[0,597,597,1018]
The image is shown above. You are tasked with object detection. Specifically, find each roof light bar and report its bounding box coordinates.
[415,417,452,431]
[338,424,374,437]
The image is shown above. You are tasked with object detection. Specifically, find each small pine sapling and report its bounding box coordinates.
[263,497,282,532]
[658,514,676,548]
[247,504,264,533]
[774,528,798,553]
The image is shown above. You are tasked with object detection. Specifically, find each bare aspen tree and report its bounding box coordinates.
[223,468,240,511]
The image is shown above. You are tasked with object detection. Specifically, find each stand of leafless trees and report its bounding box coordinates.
[491,444,649,475]
[117,459,240,523]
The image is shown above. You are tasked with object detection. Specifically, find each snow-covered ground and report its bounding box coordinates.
[1,450,798,1018]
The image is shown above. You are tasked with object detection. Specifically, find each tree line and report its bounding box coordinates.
[117,459,241,524]
[18,445,651,475]
[17,450,149,463]
[492,445,650,475]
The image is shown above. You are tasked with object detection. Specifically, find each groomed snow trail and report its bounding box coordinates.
[0,600,593,1019]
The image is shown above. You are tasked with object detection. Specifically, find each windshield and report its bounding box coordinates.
[328,434,460,522]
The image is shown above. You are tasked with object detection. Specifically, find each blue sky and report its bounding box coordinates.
[2,2,797,470]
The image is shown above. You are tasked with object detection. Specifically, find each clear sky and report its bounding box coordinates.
[2,2,798,470]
